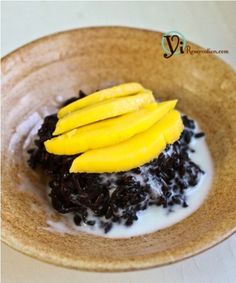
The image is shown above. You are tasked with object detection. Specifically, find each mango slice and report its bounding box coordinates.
[69,110,184,173]
[58,82,144,118]
[45,100,177,155]
[53,90,155,136]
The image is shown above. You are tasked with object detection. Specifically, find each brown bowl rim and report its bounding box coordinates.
[1,26,236,272]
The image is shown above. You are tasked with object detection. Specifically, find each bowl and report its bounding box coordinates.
[2,27,236,271]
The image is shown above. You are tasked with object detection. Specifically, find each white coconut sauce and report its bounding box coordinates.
[9,102,213,238]
[45,125,213,238]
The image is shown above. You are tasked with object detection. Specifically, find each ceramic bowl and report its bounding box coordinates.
[2,27,236,271]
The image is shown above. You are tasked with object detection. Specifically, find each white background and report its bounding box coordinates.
[1,2,236,283]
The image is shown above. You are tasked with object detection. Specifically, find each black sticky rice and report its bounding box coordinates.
[28,92,205,233]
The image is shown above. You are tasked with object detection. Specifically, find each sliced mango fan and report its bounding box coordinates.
[44,83,184,173]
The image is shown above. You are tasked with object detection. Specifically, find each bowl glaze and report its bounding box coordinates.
[2,27,236,271]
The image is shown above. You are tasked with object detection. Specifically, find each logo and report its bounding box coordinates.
[161,30,229,59]
[161,31,186,58]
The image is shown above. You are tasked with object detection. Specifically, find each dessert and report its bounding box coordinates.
[28,83,211,237]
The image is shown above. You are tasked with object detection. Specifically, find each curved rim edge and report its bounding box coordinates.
[2,26,236,271]
[2,226,236,272]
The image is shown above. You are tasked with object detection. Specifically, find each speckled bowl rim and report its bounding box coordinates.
[1,26,236,272]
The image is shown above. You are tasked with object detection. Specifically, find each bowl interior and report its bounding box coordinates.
[2,27,236,271]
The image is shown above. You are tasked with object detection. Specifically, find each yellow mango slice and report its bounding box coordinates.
[53,90,155,136]
[155,109,184,144]
[45,100,177,155]
[69,110,183,173]
[58,82,144,118]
